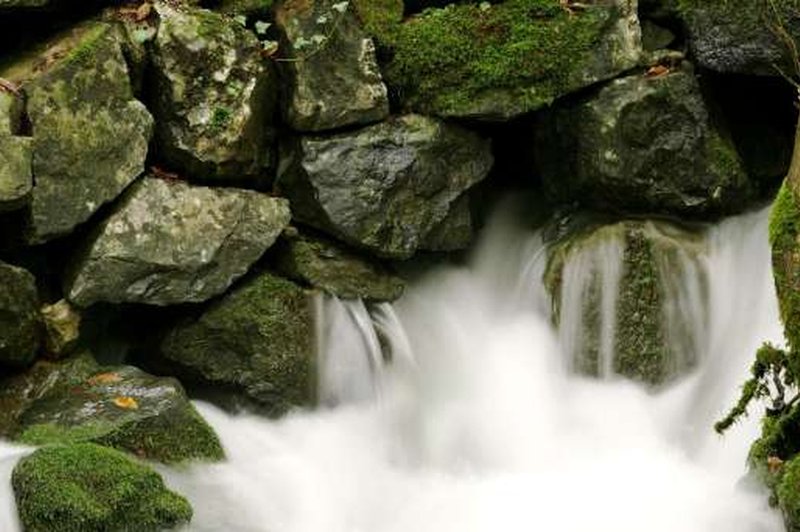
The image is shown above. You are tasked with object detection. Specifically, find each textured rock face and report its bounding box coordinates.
[0,22,154,243]
[12,443,193,532]
[274,231,405,301]
[545,219,706,385]
[380,0,641,120]
[275,0,389,132]
[677,0,800,75]
[160,271,315,414]
[0,261,41,368]
[66,177,291,307]
[536,68,751,216]
[277,115,493,258]
[0,135,32,212]
[150,3,277,181]
[13,360,224,463]
[40,299,81,358]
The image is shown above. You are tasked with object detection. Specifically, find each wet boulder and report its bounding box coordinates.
[0,261,41,368]
[65,177,291,307]
[149,3,277,182]
[545,219,707,385]
[8,354,224,463]
[275,0,390,132]
[536,67,751,217]
[273,231,405,301]
[13,443,192,532]
[160,271,315,415]
[378,0,641,120]
[277,114,493,259]
[0,21,153,243]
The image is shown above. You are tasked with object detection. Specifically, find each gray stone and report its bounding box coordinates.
[40,299,81,358]
[65,177,291,307]
[0,135,32,212]
[161,271,315,415]
[275,0,389,132]
[277,115,493,258]
[0,261,41,368]
[150,3,277,181]
[535,67,751,216]
[0,21,153,244]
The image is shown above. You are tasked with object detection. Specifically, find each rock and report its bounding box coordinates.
[0,91,23,135]
[160,271,315,414]
[378,0,641,120]
[0,135,32,212]
[41,299,81,358]
[0,261,41,368]
[277,115,493,258]
[0,21,154,243]
[273,231,405,301]
[535,68,751,217]
[275,0,389,132]
[420,193,474,252]
[149,3,277,181]
[545,219,706,385]
[770,182,800,353]
[65,177,291,307]
[13,443,192,532]
[676,0,800,75]
[215,0,274,17]
[10,354,224,463]
[641,19,675,51]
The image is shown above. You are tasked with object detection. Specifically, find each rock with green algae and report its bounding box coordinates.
[12,443,192,532]
[674,0,800,76]
[0,135,32,212]
[545,219,706,385]
[770,182,800,354]
[0,21,153,244]
[160,271,315,415]
[276,114,493,259]
[368,0,641,120]
[149,2,277,182]
[275,0,389,132]
[273,231,405,301]
[0,260,41,368]
[4,353,224,463]
[535,67,751,217]
[65,177,291,307]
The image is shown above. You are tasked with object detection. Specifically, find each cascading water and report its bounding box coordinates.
[0,206,787,531]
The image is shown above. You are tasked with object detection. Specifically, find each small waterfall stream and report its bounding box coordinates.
[0,206,787,531]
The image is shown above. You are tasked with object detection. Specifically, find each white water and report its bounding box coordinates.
[0,207,786,531]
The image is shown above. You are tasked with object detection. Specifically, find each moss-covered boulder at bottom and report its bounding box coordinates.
[545,219,707,385]
[160,271,316,415]
[769,182,800,353]
[12,443,192,532]
[375,0,641,120]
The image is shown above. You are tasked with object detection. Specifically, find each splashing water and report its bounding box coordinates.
[0,207,786,531]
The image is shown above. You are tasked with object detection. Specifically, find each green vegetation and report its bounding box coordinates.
[12,443,192,532]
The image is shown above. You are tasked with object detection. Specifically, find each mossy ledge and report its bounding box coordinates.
[769,182,800,353]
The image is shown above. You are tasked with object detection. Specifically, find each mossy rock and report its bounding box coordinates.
[0,260,42,368]
[779,455,800,531]
[160,271,316,415]
[545,219,706,385]
[373,0,641,120]
[771,182,800,353]
[12,443,192,532]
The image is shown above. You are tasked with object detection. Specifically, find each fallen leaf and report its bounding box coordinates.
[150,166,181,181]
[645,65,670,78]
[113,396,139,410]
[87,372,123,385]
[135,2,152,21]
[0,77,21,96]
[768,455,784,474]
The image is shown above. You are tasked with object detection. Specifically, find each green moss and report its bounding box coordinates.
[12,443,192,532]
[778,455,800,529]
[352,0,403,39]
[770,182,800,352]
[211,106,232,132]
[380,0,613,116]
[65,24,108,67]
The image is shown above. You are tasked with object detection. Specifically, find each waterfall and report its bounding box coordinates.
[0,206,786,531]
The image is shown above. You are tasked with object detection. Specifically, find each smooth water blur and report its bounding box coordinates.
[154,206,783,532]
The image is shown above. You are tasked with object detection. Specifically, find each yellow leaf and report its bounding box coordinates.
[112,396,138,410]
[87,372,122,385]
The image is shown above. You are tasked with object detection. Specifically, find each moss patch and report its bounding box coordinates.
[12,443,192,532]
[770,182,800,353]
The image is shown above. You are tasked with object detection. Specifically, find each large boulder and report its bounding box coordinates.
[40,299,81,358]
[0,135,32,212]
[160,271,315,415]
[377,0,641,120]
[0,21,153,243]
[273,231,405,301]
[676,0,800,76]
[150,3,277,182]
[275,0,390,132]
[535,67,751,216]
[545,219,707,385]
[2,353,224,463]
[13,443,192,532]
[0,261,41,368]
[276,114,493,259]
[65,177,291,307]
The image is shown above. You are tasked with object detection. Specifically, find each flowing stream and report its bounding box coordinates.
[0,206,787,531]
